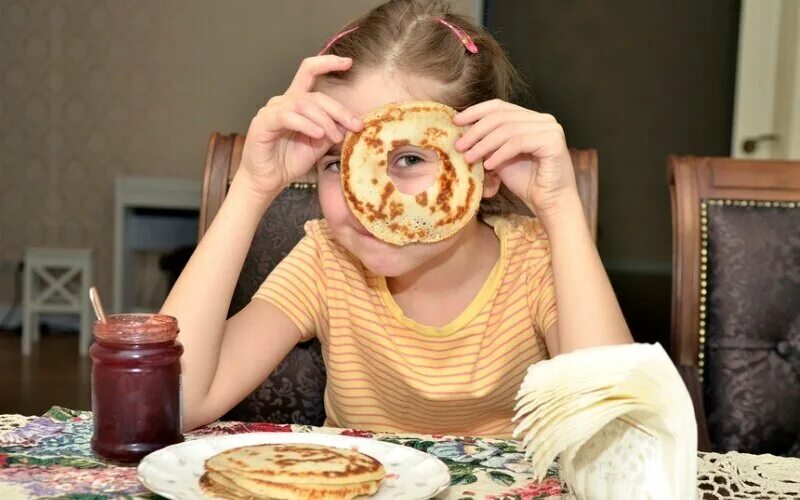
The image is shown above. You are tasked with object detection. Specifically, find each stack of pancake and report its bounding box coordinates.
[199,443,386,499]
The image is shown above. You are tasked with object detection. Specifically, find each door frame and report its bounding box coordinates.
[732,0,800,159]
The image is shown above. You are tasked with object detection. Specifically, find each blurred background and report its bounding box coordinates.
[0,0,798,414]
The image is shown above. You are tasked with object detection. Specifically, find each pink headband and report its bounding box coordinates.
[437,18,478,54]
[317,19,478,57]
[318,26,360,56]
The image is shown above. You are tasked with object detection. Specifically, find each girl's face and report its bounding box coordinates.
[315,69,498,278]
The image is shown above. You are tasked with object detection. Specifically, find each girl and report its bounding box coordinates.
[163,0,632,436]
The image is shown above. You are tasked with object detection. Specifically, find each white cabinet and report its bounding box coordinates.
[113,176,200,314]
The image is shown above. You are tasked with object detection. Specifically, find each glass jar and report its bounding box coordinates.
[90,314,184,463]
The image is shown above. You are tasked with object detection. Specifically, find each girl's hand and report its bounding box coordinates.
[453,100,578,220]
[238,55,363,197]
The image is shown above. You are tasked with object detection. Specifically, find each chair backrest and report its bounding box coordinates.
[669,156,800,456]
[199,132,599,240]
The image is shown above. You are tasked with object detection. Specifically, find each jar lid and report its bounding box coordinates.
[93,314,178,344]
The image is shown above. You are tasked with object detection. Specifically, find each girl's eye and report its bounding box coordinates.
[325,160,341,173]
[395,154,424,168]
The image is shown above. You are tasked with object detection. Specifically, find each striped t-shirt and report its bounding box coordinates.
[253,214,557,437]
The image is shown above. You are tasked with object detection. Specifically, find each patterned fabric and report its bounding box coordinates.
[253,215,556,437]
[0,407,563,499]
[704,203,800,456]
[3,408,800,499]
[223,184,327,426]
[697,451,800,500]
[0,415,34,437]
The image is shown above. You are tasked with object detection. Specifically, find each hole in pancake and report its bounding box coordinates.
[386,144,439,196]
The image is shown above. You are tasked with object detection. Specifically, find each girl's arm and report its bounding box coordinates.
[160,55,362,430]
[535,191,632,356]
[160,174,302,431]
[453,100,633,356]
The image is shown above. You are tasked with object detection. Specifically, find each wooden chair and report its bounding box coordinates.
[200,132,600,425]
[669,156,800,456]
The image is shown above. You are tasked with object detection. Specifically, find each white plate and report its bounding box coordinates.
[137,432,451,500]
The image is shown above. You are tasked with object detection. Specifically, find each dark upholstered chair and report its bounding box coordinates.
[199,131,600,425]
[669,156,800,456]
[199,133,324,425]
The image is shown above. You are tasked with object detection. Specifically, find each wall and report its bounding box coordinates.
[485,0,741,345]
[0,0,481,315]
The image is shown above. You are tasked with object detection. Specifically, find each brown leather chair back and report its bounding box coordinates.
[200,132,599,424]
[669,156,800,456]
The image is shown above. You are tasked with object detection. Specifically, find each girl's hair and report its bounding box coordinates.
[320,0,529,217]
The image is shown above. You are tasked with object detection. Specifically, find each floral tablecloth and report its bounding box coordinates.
[0,407,560,499]
[1,408,800,499]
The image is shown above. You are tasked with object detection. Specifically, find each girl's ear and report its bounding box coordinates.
[481,169,501,199]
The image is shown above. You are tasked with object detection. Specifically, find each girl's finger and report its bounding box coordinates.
[294,98,342,142]
[278,111,325,139]
[288,55,352,93]
[463,122,518,164]
[455,110,529,152]
[453,99,518,125]
[483,136,524,169]
[311,92,363,132]
[484,131,557,169]
[465,121,557,164]
[530,112,558,124]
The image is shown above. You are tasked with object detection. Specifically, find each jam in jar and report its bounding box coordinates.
[90,313,184,463]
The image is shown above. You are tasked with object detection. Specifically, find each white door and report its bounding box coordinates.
[731,0,800,159]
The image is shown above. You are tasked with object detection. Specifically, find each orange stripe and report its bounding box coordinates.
[527,258,551,286]
[325,376,524,410]
[326,299,530,343]
[326,386,515,418]
[326,311,535,358]
[326,380,522,412]
[327,309,534,360]
[280,258,326,292]
[328,353,538,395]
[330,402,512,425]
[258,289,316,333]
[325,373,525,405]
[317,257,364,278]
[328,279,536,336]
[327,308,490,345]
[332,409,510,428]
[269,274,320,316]
[285,244,323,270]
[329,328,538,372]
[327,325,485,357]
[326,381,516,413]
[326,275,374,293]
[326,353,537,394]
[330,288,516,328]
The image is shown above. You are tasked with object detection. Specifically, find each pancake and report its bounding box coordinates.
[201,470,380,500]
[201,443,385,499]
[340,100,483,246]
[200,472,251,499]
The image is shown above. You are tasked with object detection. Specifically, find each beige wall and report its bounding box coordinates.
[0,0,480,307]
